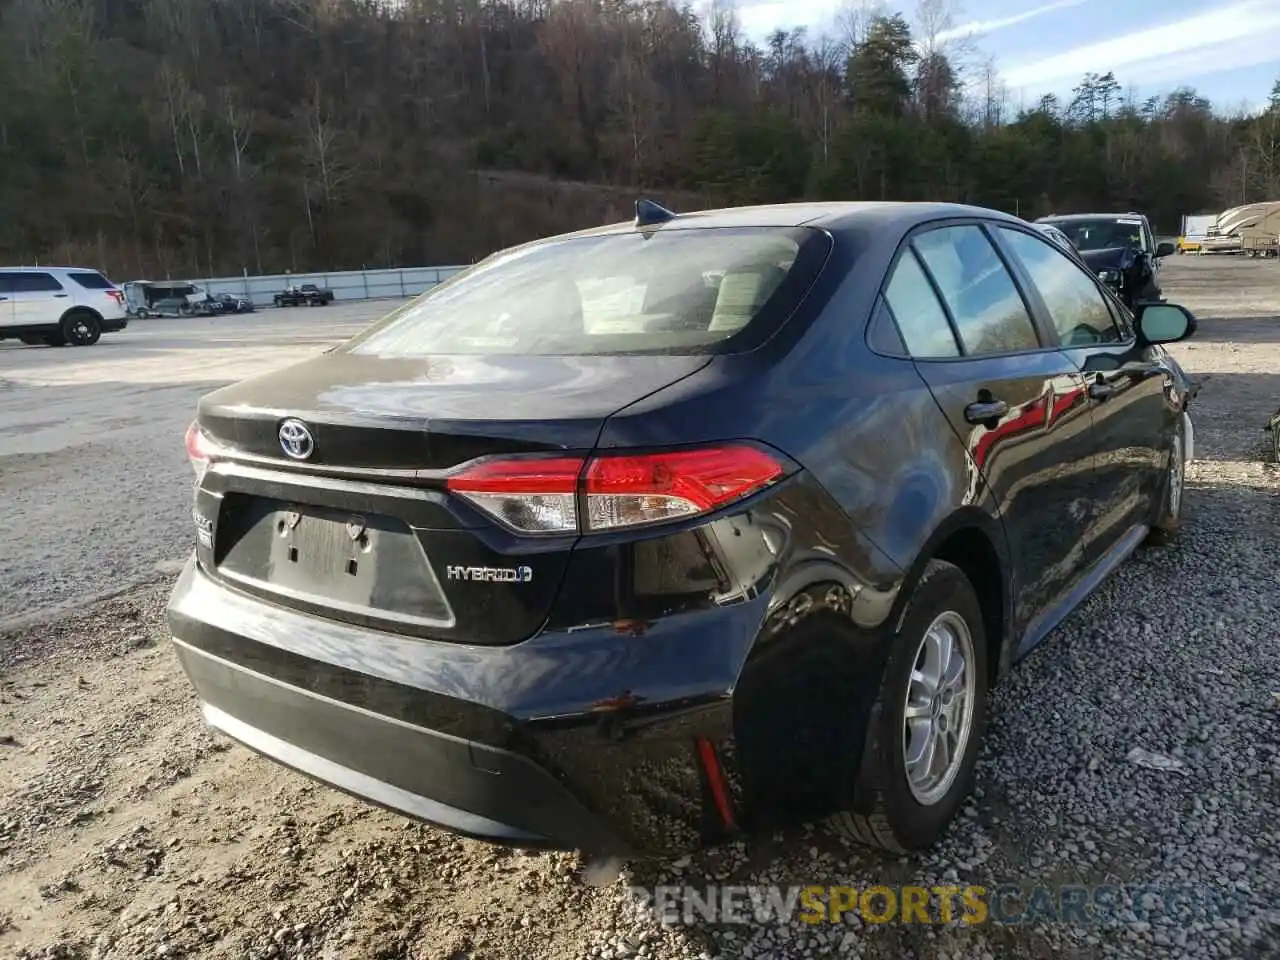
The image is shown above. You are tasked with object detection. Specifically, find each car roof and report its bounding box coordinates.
[0,265,103,272]
[538,201,1030,246]
[1036,213,1146,223]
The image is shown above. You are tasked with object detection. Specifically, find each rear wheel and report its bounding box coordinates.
[62,311,102,346]
[828,560,988,852]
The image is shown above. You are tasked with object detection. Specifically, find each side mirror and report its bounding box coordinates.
[1155,241,1176,258]
[1135,302,1196,345]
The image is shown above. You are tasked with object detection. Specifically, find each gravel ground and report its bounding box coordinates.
[1,258,1279,959]
[0,304,387,627]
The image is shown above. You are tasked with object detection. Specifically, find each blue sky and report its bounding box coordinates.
[734,0,1280,114]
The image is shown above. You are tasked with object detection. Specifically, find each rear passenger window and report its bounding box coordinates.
[10,272,63,293]
[999,228,1120,346]
[913,226,1040,355]
[68,271,113,290]
[883,250,959,358]
[866,297,908,356]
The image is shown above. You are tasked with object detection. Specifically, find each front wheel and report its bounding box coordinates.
[829,559,989,852]
[1146,418,1186,546]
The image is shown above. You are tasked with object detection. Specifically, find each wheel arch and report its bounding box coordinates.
[893,508,1013,688]
[59,304,104,324]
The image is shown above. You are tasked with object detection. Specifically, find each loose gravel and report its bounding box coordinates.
[1,258,1278,959]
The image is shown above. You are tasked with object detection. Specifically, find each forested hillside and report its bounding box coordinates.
[1,0,1277,278]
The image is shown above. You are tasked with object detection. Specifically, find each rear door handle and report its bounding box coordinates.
[964,399,1009,424]
[1089,380,1114,401]
[53,293,69,298]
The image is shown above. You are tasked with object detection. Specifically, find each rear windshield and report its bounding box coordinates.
[343,226,831,357]
[68,271,114,290]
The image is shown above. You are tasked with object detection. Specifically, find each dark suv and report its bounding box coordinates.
[168,202,1196,859]
[1035,212,1175,306]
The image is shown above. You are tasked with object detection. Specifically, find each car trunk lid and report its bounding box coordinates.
[194,352,710,645]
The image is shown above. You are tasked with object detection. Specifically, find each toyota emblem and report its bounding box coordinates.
[278,418,315,460]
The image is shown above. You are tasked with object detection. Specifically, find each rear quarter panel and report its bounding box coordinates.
[591,220,1006,830]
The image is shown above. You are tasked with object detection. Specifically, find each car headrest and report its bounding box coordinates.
[708,265,786,332]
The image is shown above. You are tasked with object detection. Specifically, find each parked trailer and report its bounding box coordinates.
[1239,205,1280,258]
[123,280,209,317]
[1241,233,1279,258]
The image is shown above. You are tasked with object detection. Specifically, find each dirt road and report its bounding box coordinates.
[2,261,1278,959]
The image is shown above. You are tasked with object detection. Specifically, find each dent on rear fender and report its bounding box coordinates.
[764,570,900,633]
[734,576,898,830]
[723,473,910,831]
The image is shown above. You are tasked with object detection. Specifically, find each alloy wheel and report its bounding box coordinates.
[902,610,977,806]
[69,319,94,345]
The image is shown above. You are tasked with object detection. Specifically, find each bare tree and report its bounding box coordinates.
[914,0,955,56]
[811,33,843,164]
[301,79,351,207]
[221,87,252,183]
[980,55,1007,128]
[835,0,887,54]
[705,0,741,99]
[158,61,193,177]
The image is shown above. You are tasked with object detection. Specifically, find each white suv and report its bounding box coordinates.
[0,267,129,347]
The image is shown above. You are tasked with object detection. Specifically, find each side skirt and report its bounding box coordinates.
[1013,523,1149,662]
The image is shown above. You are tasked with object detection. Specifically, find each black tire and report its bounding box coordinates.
[1145,417,1186,546]
[829,560,989,852]
[61,311,102,346]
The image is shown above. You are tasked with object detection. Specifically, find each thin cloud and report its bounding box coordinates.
[1001,0,1280,93]
[935,0,1091,44]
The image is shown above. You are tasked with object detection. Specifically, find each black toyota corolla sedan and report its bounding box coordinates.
[168,201,1197,858]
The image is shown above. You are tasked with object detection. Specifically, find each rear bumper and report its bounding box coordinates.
[166,555,758,856]
[102,317,128,333]
[172,636,631,853]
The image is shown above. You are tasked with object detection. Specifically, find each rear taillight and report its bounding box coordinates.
[584,446,784,530]
[185,421,216,482]
[444,457,582,535]
[445,445,786,536]
[107,289,124,306]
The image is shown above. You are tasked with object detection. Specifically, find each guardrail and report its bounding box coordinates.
[192,266,468,307]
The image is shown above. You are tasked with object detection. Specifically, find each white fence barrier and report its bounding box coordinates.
[192,266,468,308]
